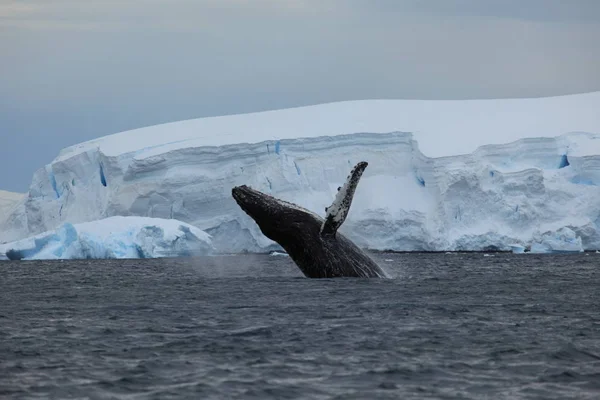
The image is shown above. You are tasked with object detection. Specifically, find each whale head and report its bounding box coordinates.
[231,185,321,245]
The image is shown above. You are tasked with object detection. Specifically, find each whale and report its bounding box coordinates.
[232,162,387,278]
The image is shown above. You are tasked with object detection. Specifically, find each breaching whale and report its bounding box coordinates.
[232,162,387,278]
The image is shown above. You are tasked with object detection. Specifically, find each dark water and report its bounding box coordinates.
[1,253,599,399]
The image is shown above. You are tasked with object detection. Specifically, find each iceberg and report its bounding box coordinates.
[0,216,213,260]
[0,190,24,216]
[0,190,25,238]
[1,92,600,253]
[529,227,584,254]
[269,251,290,257]
[509,244,526,254]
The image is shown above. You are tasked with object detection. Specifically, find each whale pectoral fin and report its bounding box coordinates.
[320,161,368,236]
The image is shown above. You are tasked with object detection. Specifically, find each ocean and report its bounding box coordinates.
[1,252,599,399]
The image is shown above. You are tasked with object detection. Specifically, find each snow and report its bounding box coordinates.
[0,191,24,222]
[54,92,600,162]
[0,191,26,245]
[0,190,24,213]
[1,92,600,253]
[0,216,213,260]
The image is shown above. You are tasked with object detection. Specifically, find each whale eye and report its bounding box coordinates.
[337,187,341,191]
[325,207,329,212]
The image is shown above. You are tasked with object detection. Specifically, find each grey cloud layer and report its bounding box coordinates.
[1,0,599,191]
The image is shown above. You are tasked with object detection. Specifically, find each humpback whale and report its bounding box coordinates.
[232,162,387,278]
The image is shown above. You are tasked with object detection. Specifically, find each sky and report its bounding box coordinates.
[1,0,600,192]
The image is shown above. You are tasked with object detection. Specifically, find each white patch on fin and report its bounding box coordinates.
[320,161,368,236]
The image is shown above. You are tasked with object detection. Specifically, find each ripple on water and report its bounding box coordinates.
[0,253,598,399]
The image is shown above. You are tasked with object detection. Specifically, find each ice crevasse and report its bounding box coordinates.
[1,92,600,254]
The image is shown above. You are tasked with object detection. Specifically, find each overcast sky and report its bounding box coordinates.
[1,0,600,192]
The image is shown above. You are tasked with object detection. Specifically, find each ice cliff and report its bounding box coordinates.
[0,217,213,260]
[1,92,600,253]
[0,191,24,229]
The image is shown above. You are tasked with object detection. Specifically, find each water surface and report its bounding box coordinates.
[1,253,599,399]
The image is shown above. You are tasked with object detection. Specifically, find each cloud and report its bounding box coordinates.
[2,0,598,107]
[0,0,348,32]
[352,0,600,24]
[0,1,599,191]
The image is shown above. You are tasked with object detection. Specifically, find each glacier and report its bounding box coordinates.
[1,92,600,254]
[529,227,584,254]
[0,190,24,233]
[0,216,213,261]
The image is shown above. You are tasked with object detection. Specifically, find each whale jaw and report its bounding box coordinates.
[231,185,321,244]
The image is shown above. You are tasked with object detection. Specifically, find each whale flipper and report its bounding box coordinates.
[320,161,368,236]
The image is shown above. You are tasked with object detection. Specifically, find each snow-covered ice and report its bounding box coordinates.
[269,251,289,257]
[53,92,600,162]
[509,244,526,254]
[529,227,583,254]
[0,190,24,215]
[0,217,213,260]
[0,190,25,241]
[1,92,600,254]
